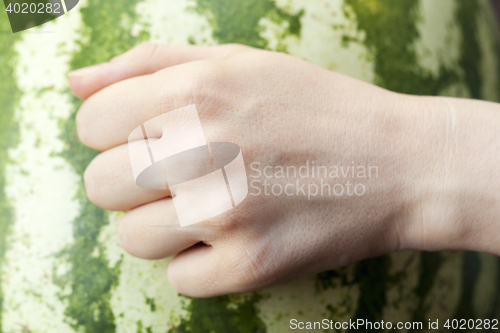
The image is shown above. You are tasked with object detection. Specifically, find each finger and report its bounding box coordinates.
[167,240,263,297]
[167,244,227,297]
[69,43,247,100]
[75,64,202,151]
[118,198,205,259]
[84,143,170,211]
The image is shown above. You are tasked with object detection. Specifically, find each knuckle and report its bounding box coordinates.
[137,42,157,50]
[218,43,250,55]
[111,42,161,64]
[132,42,159,56]
[143,42,162,63]
[178,61,227,107]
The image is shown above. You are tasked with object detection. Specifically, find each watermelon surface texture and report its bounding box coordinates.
[1,0,500,332]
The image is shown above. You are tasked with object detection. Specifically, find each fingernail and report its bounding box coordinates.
[69,62,108,77]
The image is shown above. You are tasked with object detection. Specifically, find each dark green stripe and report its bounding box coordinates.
[340,0,468,322]
[488,1,500,319]
[344,0,457,96]
[193,0,303,50]
[410,252,442,329]
[452,0,494,323]
[54,1,147,332]
[456,0,483,99]
[487,257,500,319]
[168,294,266,333]
[0,6,21,333]
[350,256,391,332]
[452,252,480,325]
[315,267,350,293]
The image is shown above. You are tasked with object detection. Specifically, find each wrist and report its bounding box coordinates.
[399,95,500,254]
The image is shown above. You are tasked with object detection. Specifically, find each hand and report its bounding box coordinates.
[69,43,500,297]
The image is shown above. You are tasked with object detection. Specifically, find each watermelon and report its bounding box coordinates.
[1,0,500,332]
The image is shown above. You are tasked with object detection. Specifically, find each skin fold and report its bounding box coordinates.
[68,43,500,298]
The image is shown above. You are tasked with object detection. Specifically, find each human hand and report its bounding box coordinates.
[69,43,499,297]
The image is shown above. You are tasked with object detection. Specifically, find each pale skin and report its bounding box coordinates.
[68,43,500,298]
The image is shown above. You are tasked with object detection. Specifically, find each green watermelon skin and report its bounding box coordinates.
[1,0,499,332]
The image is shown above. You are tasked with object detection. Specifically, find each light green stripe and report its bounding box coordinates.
[0,7,21,333]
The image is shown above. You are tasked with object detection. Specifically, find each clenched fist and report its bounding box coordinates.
[69,43,500,297]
